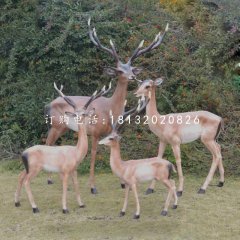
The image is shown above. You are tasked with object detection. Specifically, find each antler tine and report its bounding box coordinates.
[128,40,144,64]
[88,18,119,62]
[83,81,112,110]
[94,80,112,99]
[54,82,65,98]
[128,23,169,63]
[115,101,140,131]
[102,81,112,96]
[109,39,119,62]
[137,96,150,114]
[54,82,77,111]
[94,85,106,99]
[83,90,98,110]
[109,109,118,130]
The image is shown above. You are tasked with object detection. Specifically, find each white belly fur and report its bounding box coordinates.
[135,165,154,182]
[43,164,60,173]
[180,125,202,144]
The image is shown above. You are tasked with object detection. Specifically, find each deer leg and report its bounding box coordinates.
[90,136,98,194]
[131,184,140,219]
[199,140,220,193]
[62,173,69,213]
[120,184,130,217]
[71,170,85,208]
[24,170,41,213]
[45,127,66,185]
[15,170,27,207]
[170,179,178,209]
[216,143,224,187]
[146,141,167,195]
[172,144,184,197]
[160,179,174,216]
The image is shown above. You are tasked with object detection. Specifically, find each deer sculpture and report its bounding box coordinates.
[99,98,178,219]
[15,82,110,213]
[44,18,169,194]
[135,78,224,196]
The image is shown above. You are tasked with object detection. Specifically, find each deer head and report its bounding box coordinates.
[134,78,164,97]
[88,18,169,82]
[54,82,111,129]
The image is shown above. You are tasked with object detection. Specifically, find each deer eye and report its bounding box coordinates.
[109,137,114,140]
[145,86,150,89]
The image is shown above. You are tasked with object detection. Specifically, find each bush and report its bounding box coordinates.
[0,0,239,175]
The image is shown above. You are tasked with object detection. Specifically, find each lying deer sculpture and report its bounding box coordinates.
[135,78,224,196]
[99,97,178,219]
[15,82,110,213]
[45,18,169,194]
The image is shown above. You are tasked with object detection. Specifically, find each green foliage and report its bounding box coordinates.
[233,75,240,89]
[1,158,24,173]
[0,0,239,175]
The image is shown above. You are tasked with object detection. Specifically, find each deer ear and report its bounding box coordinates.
[132,67,143,75]
[154,78,164,86]
[64,111,77,117]
[104,67,123,77]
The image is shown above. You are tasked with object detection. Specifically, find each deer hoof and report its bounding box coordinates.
[47,179,53,185]
[133,214,140,219]
[91,188,98,194]
[32,207,39,213]
[198,188,206,194]
[160,210,168,216]
[145,188,154,195]
[177,191,183,197]
[119,211,125,217]
[218,181,224,187]
[79,205,85,208]
[62,209,69,214]
[172,204,178,209]
[15,202,21,207]
[121,183,125,189]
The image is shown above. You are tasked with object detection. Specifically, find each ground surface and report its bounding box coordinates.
[0,168,239,240]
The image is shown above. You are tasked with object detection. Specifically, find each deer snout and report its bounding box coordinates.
[128,75,136,81]
[134,90,142,97]
[98,139,105,145]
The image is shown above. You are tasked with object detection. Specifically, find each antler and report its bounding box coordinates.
[128,23,169,63]
[83,81,112,110]
[121,96,149,121]
[54,82,77,111]
[110,96,149,131]
[136,95,150,114]
[88,18,119,62]
[54,81,112,111]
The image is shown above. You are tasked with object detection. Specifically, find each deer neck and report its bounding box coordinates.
[146,87,159,116]
[110,76,128,117]
[110,141,124,177]
[75,120,88,163]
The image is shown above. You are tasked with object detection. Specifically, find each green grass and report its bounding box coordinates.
[0,165,239,240]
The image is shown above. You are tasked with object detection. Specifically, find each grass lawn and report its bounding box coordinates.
[0,165,239,240]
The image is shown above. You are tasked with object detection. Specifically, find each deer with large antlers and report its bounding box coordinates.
[99,98,178,219]
[15,83,109,213]
[44,18,169,194]
[135,78,224,196]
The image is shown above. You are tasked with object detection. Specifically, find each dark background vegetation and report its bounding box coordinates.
[0,0,239,175]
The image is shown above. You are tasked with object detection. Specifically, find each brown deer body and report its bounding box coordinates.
[45,19,169,194]
[15,83,107,213]
[99,101,178,218]
[135,78,224,196]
